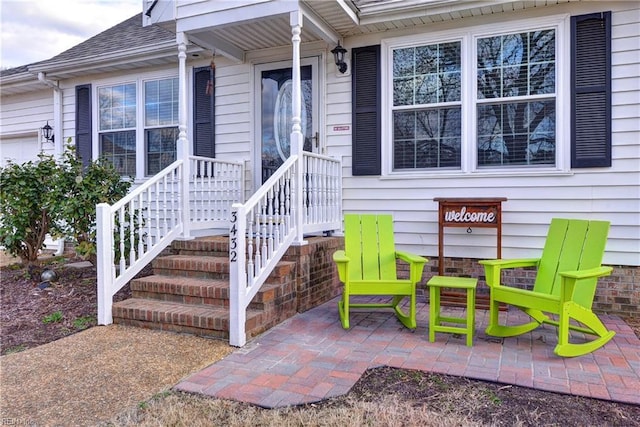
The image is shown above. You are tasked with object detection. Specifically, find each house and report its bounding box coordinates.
[1,0,638,346]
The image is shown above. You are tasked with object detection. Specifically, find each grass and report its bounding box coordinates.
[72,316,96,330]
[3,344,27,355]
[109,392,482,427]
[42,311,63,324]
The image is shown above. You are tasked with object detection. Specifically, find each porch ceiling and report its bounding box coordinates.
[184,0,575,60]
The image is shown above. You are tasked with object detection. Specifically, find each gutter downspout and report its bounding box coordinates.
[37,72,65,256]
[37,72,63,157]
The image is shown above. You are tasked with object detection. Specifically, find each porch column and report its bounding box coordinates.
[290,11,305,245]
[177,32,192,239]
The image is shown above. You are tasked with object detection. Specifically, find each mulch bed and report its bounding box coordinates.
[0,254,138,354]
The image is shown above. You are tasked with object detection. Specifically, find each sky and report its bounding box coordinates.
[0,0,142,69]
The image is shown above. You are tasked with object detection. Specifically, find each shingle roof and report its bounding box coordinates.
[1,13,175,78]
[45,13,175,64]
[0,65,31,78]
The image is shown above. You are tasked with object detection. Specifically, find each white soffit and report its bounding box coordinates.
[348,0,576,30]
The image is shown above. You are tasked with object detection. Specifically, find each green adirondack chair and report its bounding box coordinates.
[479,218,615,357]
[333,214,428,329]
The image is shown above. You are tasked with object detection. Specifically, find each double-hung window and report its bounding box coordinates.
[384,18,560,174]
[392,41,462,170]
[97,76,178,178]
[144,78,178,175]
[476,30,556,167]
[98,83,137,176]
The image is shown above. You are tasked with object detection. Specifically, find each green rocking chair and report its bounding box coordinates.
[333,214,428,329]
[479,218,615,357]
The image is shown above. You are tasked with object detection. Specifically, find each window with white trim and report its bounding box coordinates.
[476,30,556,167]
[144,78,178,175]
[98,83,137,176]
[97,77,178,177]
[392,41,461,170]
[386,21,559,173]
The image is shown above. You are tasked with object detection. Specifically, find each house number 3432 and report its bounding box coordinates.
[229,211,238,263]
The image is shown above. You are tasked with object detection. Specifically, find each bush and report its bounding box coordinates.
[50,145,131,263]
[0,154,60,265]
[0,142,131,266]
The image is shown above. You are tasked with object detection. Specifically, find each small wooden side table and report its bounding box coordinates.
[427,275,478,347]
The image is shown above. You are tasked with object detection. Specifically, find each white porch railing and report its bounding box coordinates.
[229,152,341,346]
[189,156,245,231]
[96,156,244,325]
[302,152,342,234]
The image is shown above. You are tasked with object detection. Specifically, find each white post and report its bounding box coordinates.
[290,11,305,246]
[177,32,192,239]
[229,204,247,347]
[96,203,114,325]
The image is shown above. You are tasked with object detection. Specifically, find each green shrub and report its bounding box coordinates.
[50,144,131,263]
[0,154,60,265]
[0,141,132,267]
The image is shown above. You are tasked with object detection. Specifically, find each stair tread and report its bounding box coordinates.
[132,275,283,291]
[133,275,229,287]
[158,254,229,261]
[158,254,295,264]
[113,298,262,317]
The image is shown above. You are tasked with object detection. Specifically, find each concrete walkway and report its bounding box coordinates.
[176,297,640,409]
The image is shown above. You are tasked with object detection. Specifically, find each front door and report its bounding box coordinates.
[256,58,319,184]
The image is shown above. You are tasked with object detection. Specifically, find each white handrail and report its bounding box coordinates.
[228,152,341,347]
[97,156,244,325]
[229,155,298,347]
[96,148,340,344]
[97,159,184,325]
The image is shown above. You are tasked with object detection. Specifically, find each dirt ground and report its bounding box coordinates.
[1,254,639,426]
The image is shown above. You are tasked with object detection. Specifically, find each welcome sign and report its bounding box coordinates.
[434,197,507,277]
[442,205,498,225]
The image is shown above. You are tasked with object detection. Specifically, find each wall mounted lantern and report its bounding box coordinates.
[331,44,348,74]
[42,121,54,143]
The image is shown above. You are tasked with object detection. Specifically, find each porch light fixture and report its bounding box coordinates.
[42,121,54,143]
[331,44,348,74]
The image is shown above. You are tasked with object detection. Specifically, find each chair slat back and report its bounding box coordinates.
[533,218,609,307]
[574,219,610,307]
[344,214,397,281]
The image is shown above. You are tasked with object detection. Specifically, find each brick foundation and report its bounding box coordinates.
[284,236,344,313]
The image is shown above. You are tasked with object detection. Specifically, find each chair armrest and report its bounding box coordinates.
[478,258,540,268]
[479,258,540,288]
[333,250,350,282]
[559,266,613,306]
[396,251,428,284]
[396,251,427,265]
[559,266,613,280]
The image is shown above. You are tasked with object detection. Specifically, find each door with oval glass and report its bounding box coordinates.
[256,58,319,184]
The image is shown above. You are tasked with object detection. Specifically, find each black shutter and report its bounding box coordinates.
[352,45,381,176]
[193,65,215,158]
[75,84,92,169]
[571,12,611,168]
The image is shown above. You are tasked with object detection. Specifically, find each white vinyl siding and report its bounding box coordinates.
[337,6,639,267]
[0,91,55,164]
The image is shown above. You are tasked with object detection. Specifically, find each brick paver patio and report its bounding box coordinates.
[176,297,640,409]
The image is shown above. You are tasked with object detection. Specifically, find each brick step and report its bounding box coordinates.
[130,275,230,307]
[171,236,229,257]
[152,255,231,279]
[152,254,296,281]
[130,275,289,311]
[112,298,266,340]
